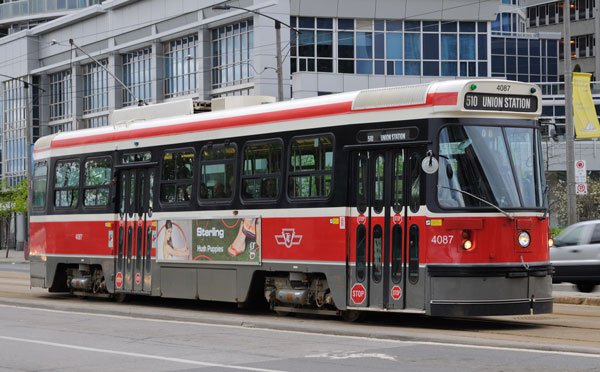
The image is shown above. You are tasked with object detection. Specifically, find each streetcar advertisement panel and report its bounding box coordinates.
[156,217,261,264]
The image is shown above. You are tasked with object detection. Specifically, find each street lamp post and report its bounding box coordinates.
[563,0,577,225]
[213,4,300,102]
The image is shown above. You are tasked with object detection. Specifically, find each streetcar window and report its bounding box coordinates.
[199,144,236,201]
[160,150,194,204]
[409,153,421,213]
[391,224,402,283]
[392,153,404,213]
[356,224,367,282]
[83,157,112,207]
[409,224,419,284]
[122,152,151,164]
[241,140,282,201]
[32,161,48,208]
[288,134,334,199]
[54,160,80,208]
[356,152,368,214]
[373,155,385,214]
[372,224,383,283]
[437,125,543,209]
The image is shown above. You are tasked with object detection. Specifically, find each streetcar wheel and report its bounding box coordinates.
[575,282,596,293]
[341,310,364,322]
[112,293,129,303]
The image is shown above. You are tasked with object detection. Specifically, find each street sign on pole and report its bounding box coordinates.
[575,160,587,183]
[576,182,588,195]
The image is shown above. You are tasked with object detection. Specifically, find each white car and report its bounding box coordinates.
[551,220,600,293]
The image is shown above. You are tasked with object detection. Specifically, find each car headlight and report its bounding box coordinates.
[518,231,531,248]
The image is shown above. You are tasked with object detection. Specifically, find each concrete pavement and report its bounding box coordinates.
[2,248,598,306]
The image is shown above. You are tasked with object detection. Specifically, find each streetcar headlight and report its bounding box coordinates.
[518,231,531,248]
[461,230,474,251]
[548,238,554,248]
[462,239,473,250]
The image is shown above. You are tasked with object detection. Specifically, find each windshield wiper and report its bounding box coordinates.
[438,185,514,220]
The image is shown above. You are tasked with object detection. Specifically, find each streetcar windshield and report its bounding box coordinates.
[437,125,543,209]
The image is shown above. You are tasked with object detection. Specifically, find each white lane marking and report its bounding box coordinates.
[0,335,287,372]
[306,352,397,361]
[1,304,600,359]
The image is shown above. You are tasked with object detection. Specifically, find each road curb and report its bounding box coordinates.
[554,295,600,306]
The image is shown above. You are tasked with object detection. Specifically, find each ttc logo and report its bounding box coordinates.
[275,228,303,248]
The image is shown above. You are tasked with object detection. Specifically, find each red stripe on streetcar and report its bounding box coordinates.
[426,91,458,106]
[45,92,458,150]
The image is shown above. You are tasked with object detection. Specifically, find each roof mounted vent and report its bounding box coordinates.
[113,99,194,125]
[211,96,276,111]
[352,84,430,111]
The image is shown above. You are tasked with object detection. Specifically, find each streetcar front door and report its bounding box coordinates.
[348,149,423,311]
[116,167,155,294]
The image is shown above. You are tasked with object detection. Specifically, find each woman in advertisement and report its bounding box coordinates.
[163,220,190,260]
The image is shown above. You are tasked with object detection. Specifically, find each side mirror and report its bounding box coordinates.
[421,150,439,174]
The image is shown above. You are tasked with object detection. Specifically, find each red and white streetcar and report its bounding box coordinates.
[30,79,552,319]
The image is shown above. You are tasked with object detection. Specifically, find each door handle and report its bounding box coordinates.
[570,249,580,253]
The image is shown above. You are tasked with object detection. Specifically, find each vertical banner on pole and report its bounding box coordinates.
[572,72,600,139]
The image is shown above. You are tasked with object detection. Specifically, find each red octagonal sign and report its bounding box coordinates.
[350,283,366,305]
[391,285,402,300]
[115,272,123,289]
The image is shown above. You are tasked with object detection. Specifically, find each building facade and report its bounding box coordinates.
[0,0,561,186]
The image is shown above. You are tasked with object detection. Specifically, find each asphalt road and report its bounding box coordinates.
[1,264,600,371]
[1,304,599,372]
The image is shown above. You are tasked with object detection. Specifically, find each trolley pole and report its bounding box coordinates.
[563,0,577,225]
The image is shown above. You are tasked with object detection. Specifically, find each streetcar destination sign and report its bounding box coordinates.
[357,127,419,143]
[464,93,538,112]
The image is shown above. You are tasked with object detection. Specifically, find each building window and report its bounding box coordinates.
[54,160,80,208]
[83,60,108,114]
[160,150,194,204]
[288,134,334,199]
[199,144,236,201]
[164,35,198,98]
[211,19,254,89]
[290,18,487,77]
[83,115,109,128]
[491,36,559,83]
[2,79,28,186]
[241,140,282,201]
[49,122,75,133]
[83,157,112,207]
[49,70,72,121]
[122,47,152,106]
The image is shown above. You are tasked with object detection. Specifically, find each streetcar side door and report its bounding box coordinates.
[116,167,155,294]
[347,149,401,310]
[348,148,424,311]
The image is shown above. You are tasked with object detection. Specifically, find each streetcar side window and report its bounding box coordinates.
[160,150,195,204]
[409,153,421,213]
[54,160,80,208]
[288,134,334,199]
[199,144,236,201]
[241,140,282,201]
[83,157,112,207]
[32,161,48,209]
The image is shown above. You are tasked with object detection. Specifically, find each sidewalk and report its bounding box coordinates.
[0,248,28,264]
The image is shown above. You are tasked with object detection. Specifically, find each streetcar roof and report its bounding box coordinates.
[34,79,541,159]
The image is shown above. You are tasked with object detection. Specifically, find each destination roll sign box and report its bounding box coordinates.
[463,93,538,113]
